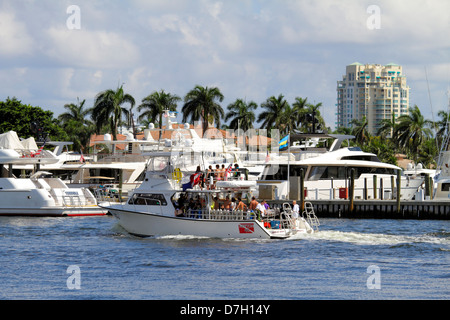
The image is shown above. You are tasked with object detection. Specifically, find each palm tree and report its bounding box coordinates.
[225,99,257,132]
[292,97,309,129]
[277,104,299,136]
[436,110,450,150]
[377,112,396,139]
[257,94,289,131]
[58,98,94,152]
[138,90,181,139]
[393,105,433,163]
[182,85,224,135]
[58,98,91,124]
[91,85,135,141]
[350,116,370,146]
[304,102,325,133]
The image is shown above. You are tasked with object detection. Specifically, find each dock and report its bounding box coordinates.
[268,199,450,220]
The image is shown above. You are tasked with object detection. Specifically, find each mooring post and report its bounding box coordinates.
[350,169,355,213]
[364,177,368,200]
[391,175,395,200]
[396,170,401,213]
[300,168,305,212]
[373,175,377,199]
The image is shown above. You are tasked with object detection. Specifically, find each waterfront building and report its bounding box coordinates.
[336,62,410,135]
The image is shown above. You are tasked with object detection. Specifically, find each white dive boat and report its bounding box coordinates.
[102,152,319,239]
[258,134,424,201]
[0,132,108,216]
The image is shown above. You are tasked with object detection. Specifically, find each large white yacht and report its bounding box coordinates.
[0,131,107,216]
[257,133,424,201]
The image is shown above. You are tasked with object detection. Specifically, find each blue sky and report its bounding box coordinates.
[0,0,449,130]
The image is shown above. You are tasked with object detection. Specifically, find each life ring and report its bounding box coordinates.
[172,168,182,183]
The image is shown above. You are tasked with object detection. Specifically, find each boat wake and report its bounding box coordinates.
[112,220,449,249]
[290,229,450,247]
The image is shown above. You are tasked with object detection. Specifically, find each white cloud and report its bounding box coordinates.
[0,11,33,56]
[0,0,448,130]
[44,27,141,69]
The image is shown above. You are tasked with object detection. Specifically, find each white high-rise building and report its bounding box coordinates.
[336,62,410,135]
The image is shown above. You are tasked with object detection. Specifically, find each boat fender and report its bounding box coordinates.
[172,168,182,182]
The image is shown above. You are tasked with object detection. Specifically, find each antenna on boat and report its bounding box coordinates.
[436,87,450,172]
[425,66,439,152]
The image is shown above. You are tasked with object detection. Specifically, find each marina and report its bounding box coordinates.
[1,0,449,304]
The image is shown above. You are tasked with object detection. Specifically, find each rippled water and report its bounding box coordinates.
[0,216,448,300]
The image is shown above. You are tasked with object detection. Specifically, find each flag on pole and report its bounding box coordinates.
[225,164,233,180]
[31,141,46,157]
[80,150,85,163]
[265,150,270,163]
[279,134,289,150]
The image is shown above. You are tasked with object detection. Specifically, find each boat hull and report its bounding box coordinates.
[106,205,292,239]
[0,206,108,217]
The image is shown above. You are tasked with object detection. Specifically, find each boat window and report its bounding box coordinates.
[441,183,450,192]
[341,155,380,162]
[260,165,307,180]
[308,166,327,181]
[128,193,167,206]
[308,166,396,180]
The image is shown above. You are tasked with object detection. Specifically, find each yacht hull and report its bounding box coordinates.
[106,205,295,239]
[0,206,108,216]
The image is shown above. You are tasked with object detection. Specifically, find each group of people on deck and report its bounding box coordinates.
[248,196,269,218]
[205,163,241,189]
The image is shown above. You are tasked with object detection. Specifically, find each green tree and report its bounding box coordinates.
[0,97,67,142]
[91,85,135,140]
[225,99,257,132]
[182,85,224,134]
[362,136,398,166]
[436,110,450,151]
[277,104,299,136]
[257,94,289,132]
[304,102,326,133]
[393,105,433,163]
[350,116,370,146]
[138,90,181,138]
[58,98,94,152]
[377,112,397,139]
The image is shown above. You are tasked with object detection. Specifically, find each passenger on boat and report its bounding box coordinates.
[175,194,187,217]
[292,200,300,218]
[233,164,240,178]
[230,197,237,211]
[249,196,258,211]
[223,195,231,210]
[256,200,267,217]
[206,165,213,189]
[211,196,220,210]
[236,197,247,211]
[214,165,220,181]
[220,164,226,180]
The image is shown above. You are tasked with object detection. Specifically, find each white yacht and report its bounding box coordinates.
[258,134,424,201]
[102,152,318,239]
[0,131,107,216]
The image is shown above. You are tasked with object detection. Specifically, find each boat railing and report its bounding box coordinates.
[302,185,422,200]
[302,202,320,231]
[58,194,96,207]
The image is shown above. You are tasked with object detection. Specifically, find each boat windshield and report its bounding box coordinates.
[146,156,172,172]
